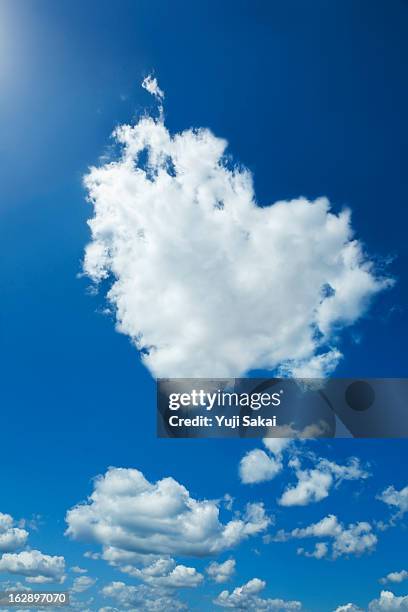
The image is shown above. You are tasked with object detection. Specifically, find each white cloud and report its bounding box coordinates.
[278,457,369,507]
[0,513,28,553]
[66,467,269,558]
[213,577,302,610]
[72,575,96,592]
[100,547,158,568]
[279,467,333,506]
[262,439,293,455]
[275,514,377,559]
[122,557,203,588]
[206,559,236,583]
[141,75,164,101]
[380,570,408,585]
[71,566,88,574]
[368,590,408,611]
[239,449,283,484]
[377,485,408,516]
[84,551,101,560]
[0,550,66,584]
[239,438,294,485]
[333,605,363,612]
[101,581,187,611]
[297,542,328,559]
[83,79,390,379]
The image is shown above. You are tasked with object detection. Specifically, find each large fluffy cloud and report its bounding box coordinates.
[66,467,269,559]
[213,577,302,610]
[83,77,390,378]
[275,514,377,559]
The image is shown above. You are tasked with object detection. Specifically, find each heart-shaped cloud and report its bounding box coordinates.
[83,78,391,378]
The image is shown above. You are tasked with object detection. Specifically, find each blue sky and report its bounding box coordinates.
[0,1,407,610]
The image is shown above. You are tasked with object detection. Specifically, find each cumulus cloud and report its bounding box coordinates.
[279,465,333,506]
[66,467,270,559]
[239,439,369,509]
[206,559,236,583]
[122,557,203,588]
[263,439,293,455]
[72,574,96,592]
[101,581,187,611]
[239,449,283,485]
[297,542,328,559]
[83,76,390,379]
[71,566,88,574]
[213,577,302,610]
[278,457,369,507]
[0,513,28,553]
[380,570,408,585]
[239,438,294,485]
[333,605,363,612]
[0,550,66,583]
[98,547,158,568]
[377,485,408,517]
[368,590,408,611]
[275,514,377,559]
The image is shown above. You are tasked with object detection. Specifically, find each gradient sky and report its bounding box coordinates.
[0,1,407,610]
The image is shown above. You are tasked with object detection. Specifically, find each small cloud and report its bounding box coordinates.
[379,569,408,585]
[239,449,283,485]
[377,484,408,518]
[206,559,236,584]
[72,575,96,592]
[275,514,377,560]
[213,577,301,610]
[278,457,370,507]
[101,581,187,611]
[71,566,88,574]
[141,75,164,100]
[0,512,29,552]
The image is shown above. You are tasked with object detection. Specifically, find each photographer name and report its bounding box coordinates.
[168,414,278,429]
